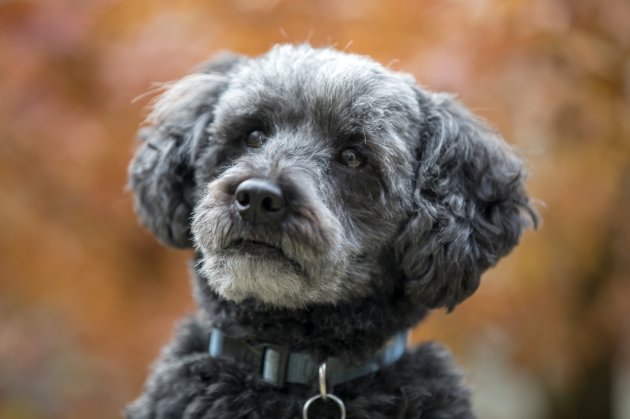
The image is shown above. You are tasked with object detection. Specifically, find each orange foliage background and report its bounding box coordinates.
[1,1,629,418]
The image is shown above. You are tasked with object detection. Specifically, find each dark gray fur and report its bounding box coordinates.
[127,44,537,418]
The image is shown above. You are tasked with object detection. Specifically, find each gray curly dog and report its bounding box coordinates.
[126,44,537,419]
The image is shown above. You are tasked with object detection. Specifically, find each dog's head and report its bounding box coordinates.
[129,44,536,311]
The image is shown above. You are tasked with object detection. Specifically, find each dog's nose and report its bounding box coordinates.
[234,179,286,224]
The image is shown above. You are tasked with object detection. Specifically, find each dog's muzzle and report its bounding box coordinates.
[192,164,349,307]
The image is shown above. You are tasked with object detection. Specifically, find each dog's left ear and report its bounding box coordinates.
[395,91,538,310]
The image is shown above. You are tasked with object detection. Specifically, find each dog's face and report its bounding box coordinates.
[130,45,536,310]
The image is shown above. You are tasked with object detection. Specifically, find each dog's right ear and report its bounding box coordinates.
[129,52,243,248]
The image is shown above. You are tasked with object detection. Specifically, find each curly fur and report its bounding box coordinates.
[127,44,537,418]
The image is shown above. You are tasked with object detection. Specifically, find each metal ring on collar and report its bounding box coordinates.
[302,362,346,419]
[302,393,346,419]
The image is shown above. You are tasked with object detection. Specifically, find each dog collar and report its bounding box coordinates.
[208,328,408,388]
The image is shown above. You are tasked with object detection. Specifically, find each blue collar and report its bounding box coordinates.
[209,328,409,387]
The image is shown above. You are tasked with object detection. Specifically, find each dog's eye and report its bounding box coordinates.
[339,148,365,168]
[244,130,266,148]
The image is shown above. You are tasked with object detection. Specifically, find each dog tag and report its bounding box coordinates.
[302,362,346,419]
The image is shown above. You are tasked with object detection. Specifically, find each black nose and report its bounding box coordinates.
[234,179,286,224]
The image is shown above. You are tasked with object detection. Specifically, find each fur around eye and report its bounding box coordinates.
[339,148,365,168]
[244,130,266,148]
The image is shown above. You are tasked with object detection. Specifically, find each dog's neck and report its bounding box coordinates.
[191,258,428,363]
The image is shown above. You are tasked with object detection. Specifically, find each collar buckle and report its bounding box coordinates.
[262,344,290,387]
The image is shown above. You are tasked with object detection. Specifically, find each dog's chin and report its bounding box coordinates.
[198,249,346,309]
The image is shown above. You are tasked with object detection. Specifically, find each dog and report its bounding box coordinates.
[126,44,537,419]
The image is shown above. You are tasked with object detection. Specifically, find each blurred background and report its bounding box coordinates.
[1,0,629,418]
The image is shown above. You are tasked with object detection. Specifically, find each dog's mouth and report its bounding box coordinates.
[224,238,307,275]
[227,239,284,256]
